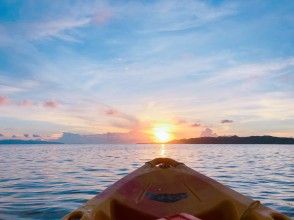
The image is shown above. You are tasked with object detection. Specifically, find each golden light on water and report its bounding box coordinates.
[160,144,166,157]
[152,124,174,143]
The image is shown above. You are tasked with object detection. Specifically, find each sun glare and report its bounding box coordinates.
[153,124,173,143]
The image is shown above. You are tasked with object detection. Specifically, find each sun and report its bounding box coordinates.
[153,124,173,143]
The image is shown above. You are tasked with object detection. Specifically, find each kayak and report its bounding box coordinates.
[63,158,290,220]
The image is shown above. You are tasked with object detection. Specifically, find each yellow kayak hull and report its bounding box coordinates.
[64,158,290,220]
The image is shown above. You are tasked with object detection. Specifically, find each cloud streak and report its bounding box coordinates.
[26,18,91,42]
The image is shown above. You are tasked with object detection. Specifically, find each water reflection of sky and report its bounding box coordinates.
[0,144,293,219]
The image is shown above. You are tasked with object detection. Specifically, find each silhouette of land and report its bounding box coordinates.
[1,136,293,145]
[0,139,63,144]
[169,135,294,144]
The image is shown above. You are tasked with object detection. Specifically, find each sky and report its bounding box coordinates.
[0,0,293,142]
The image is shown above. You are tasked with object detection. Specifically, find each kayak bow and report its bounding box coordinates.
[64,158,290,220]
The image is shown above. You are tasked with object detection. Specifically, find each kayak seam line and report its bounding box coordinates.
[183,181,201,202]
[136,182,152,204]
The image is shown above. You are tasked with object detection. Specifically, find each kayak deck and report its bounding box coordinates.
[64,158,290,220]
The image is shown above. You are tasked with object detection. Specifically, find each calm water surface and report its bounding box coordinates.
[0,144,293,219]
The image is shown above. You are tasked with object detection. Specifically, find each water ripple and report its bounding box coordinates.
[0,144,293,219]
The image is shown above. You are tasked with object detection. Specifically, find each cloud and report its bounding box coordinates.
[0,96,60,108]
[57,131,148,144]
[11,2,114,42]
[204,58,294,86]
[200,128,217,137]
[104,107,138,124]
[24,134,29,138]
[33,134,41,138]
[27,18,91,42]
[191,123,201,127]
[43,100,59,108]
[105,108,119,116]
[18,100,33,107]
[92,9,113,25]
[12,135,17,138]
[0,96,10,106]
[221,119,234,123]
[132,0,236,33]
[0,133,3,137]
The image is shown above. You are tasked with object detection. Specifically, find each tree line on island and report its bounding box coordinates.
[168,135,294,144]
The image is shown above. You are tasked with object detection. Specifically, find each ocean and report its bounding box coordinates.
[0,144,293,219]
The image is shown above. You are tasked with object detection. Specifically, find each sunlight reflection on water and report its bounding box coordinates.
[0,144,293,219]
[160,144,166,157]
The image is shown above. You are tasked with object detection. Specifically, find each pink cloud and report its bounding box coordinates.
[19,100,33,107]
[105,108,119,116]
[43,100,58,108]
[200,128,217,137]
[0,96,10,106]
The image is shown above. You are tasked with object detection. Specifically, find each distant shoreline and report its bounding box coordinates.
[0,139,63,144]
[140,135,294,145]
[1,135,293,145]
[168,135,294,145]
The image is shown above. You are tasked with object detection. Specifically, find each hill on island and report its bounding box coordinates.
[169,135,294,144]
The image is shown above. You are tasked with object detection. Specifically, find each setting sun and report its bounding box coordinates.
[153,124,173,143]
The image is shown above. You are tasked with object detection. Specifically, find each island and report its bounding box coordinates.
[169,135,294,144]
[0,139,63,144]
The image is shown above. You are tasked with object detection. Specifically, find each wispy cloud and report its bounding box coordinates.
[26,18,91,42]
[128,0,236,33]
[203,58,294,86]
[0,1,114,43]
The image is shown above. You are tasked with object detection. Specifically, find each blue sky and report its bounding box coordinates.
[0,0,293,141]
